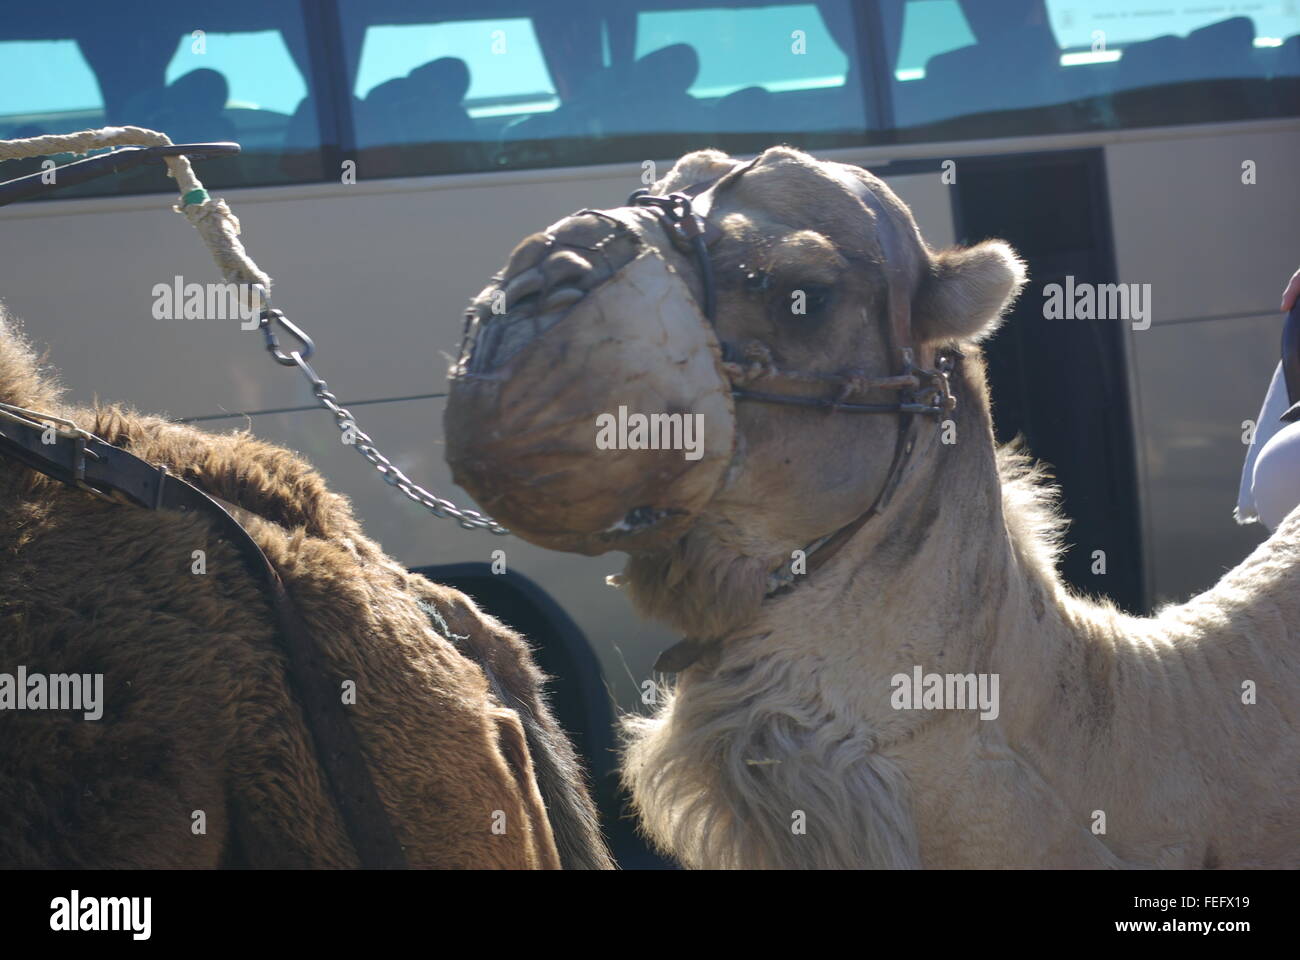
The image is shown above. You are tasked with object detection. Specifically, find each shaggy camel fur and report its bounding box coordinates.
[462,146,1300,868]
[0,315,612,868]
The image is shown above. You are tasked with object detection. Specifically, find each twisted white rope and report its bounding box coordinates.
[0,126,271,302]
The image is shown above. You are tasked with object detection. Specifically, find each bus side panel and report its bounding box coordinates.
[0,167,657,418]
[1107,124,1300,604]
[1127,313,1278,605]
[1106,125,1300,325]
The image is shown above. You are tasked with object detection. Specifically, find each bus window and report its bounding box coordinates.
[335,0,872,179]
[885,0,1300,140]
[163,31,307,151]
[0,39,101,136]
[353,19,557,123]
[633,4,859,127]
[342,14,556,176]
[892,0,975,83]
[0,1,323,198]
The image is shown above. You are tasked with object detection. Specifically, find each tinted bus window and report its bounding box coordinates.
[0,2,323,198]
[345,14,557,176]
[885,0,1300,140]
[336,0,872,178]
[633,5,857,120]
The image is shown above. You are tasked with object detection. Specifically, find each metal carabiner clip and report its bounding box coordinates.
[259,307,315,366]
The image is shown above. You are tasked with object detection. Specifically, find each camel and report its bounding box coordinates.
[445,145,1300,868]
[0,313,613,869]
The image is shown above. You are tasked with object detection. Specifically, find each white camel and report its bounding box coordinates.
[447,146,1300,868]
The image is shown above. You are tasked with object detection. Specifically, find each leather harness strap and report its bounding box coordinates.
[0,406,407,868]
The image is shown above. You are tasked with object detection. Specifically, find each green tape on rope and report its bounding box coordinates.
[180,188,209,207]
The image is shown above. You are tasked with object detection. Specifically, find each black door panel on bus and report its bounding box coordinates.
[952,148,1145,614]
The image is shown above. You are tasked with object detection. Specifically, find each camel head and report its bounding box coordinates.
[446,146,1025,630]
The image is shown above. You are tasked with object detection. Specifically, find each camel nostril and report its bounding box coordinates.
[502,268,544,311]
[541,250,593,290]
[504,232,553,275]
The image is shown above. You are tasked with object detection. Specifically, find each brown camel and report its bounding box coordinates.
[445,146,1300,869]
[0,313,612,869]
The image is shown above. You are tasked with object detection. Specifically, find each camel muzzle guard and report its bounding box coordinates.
[446,163,957,559]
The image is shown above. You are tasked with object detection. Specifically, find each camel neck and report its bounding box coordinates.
[834,418,1015,655]
[733,358,1063,743]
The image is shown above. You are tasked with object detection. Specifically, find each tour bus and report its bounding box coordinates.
[2,0,1298,860]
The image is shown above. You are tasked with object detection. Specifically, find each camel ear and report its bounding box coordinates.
[912,240,1027,345]
[651,149,742,195]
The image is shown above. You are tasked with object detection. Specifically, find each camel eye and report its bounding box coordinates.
[741,268,771,294]
[790,283,834,318]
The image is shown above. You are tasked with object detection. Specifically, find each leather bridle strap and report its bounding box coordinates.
[805,411,918,576]
[642,164,948,673]
[761,174,950,586]
[628,166,952,413]
[651,406,920,675]
[0,407,407,868]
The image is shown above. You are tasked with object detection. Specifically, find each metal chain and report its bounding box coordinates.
[256,294,508,535]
